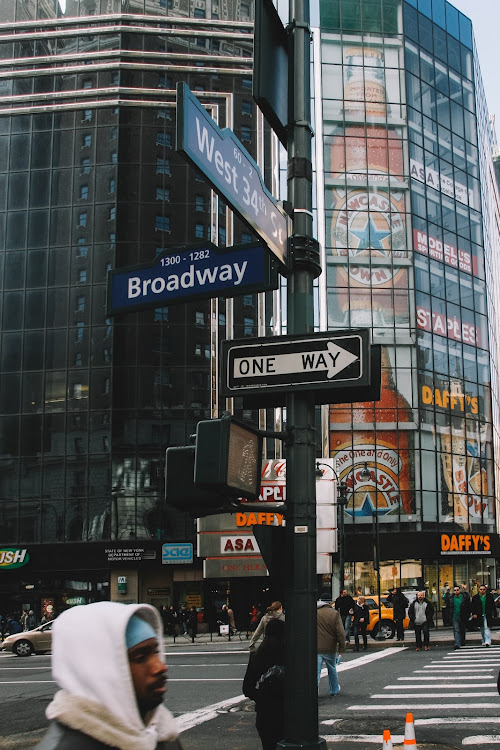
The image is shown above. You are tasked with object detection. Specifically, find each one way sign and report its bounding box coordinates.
[222,329,375,405]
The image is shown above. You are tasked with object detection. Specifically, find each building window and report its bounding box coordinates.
[81,157,90,174]
[195,171,205,182]
[80,185,89,200]
[155,215,170,232]
[242,100,252,116]
[77,239,88,257]
[103,347,111,362]
[195,311,205,326]
[79,270,87,283]
[242,232,252,243]
[109,207,116,221]
[73,384,84,399]
[158,74,172,88]
[194,7,205,17]
[154,308,169,321]
[242,78,252,89]
[76,322,85,342]
[195,223,205,238]
[83,109,93,121]
[111,72,119,86]
[82,134,92,148]
[109,178,115,193]
[111,151,117,164]
[76,295,85,312]
[241,126,251,142]
[218,227,226,245]
[157,108,172,120]
[244,317,255,336]
[82,79,93,89]
[74,437,84,453]
[156,131,172,147]
[156,187,170,201]
[78,212,87,227]
[243,294,254,306]
[74,352,82,367]
[196,37,206,48]
[103,378,110,394]
[195,194,206,211]
[156,158,171,175]
[103,435,110,451]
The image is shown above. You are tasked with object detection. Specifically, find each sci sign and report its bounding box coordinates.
[106,241,278,314]
[176,82,290,268]
[162,543,193,564]
[222,329,371,403]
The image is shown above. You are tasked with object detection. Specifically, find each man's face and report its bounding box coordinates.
[417,592,425,602]
[128,637,168,716]
[341,590,347,597]
[479,586,487,594]
[454,587,461,596]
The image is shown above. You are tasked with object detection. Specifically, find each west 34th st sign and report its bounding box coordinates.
[222,329,374,405]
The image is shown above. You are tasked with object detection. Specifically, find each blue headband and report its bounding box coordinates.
[125,615,157,649]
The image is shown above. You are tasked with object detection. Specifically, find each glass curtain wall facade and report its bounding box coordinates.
[0,0,272,613]
[317,0,500,598]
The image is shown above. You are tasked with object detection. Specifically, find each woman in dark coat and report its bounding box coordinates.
[353,596,370,651]
[243,618,285,750]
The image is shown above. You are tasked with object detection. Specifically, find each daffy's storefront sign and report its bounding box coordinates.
[441,534,491,555]
[0,548,30,569]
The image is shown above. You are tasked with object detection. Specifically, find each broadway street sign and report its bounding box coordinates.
[222,329,375,405]
[107,241,278,315]
[176,82,290,268]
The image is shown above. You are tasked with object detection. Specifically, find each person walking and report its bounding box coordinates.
[445,585,471,649]
[249,604,262,632]
[334,589,355,644]
[243,618,285,750]
[24,610,37,631]
[187,606,198,640]
[387,587,409,641]
[317,600,345,696]
[34,601,182,749]
[408,590,434,651]
[352,596,369,651]
[249,601,285,651]
[471,584,496,647]
[179,604,189,635]
[226,604,236,635]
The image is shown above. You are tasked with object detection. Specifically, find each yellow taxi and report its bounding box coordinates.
[363,595,410,640]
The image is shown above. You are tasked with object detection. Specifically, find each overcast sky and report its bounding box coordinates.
[448,0,500,142]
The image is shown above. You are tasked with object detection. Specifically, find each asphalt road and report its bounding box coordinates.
[1,640,500,748]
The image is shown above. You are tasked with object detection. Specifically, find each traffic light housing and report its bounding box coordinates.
[165,414,263,516]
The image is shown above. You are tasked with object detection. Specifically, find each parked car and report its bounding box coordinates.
[364,595,410,640]
[1,621,53,656]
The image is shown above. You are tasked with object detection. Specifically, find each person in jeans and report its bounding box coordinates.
[408,591,434,651]
[387,587,409,641]
[471,584,496,647]
[445,585,471,649]
[317,600,345,697]
[334,589,355,644]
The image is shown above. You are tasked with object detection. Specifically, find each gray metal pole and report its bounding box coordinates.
[277,0,325,745]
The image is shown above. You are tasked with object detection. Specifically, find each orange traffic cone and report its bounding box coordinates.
[404,712,417,746]
[382,729,394,750]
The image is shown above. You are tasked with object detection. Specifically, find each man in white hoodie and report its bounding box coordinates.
[35,601,182,749]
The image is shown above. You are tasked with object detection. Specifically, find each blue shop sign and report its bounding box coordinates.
[162,543,193,565]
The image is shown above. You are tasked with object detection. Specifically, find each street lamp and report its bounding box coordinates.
[315,463,349,597]
[360,461,386,639]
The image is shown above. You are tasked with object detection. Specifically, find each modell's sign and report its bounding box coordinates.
[0,548,30,569]
[441,534,491,555]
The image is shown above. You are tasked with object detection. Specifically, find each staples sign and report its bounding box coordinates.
[162,543,193,564]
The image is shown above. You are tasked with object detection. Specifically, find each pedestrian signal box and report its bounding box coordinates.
[195,414,262,500]
[165,414,263,516]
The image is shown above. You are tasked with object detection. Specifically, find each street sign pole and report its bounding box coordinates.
[277,0,326,747]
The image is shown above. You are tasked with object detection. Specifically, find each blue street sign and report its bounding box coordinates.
[107,241,278,315]
[162,543,193,565]
[176,82,290,268]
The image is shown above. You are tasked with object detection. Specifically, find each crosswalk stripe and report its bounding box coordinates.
[322,735,404,744]
[397,676,494,681]
[386,683,497,688]
[371,691,498,698]
[347,703,500,710]
[462,737,500,745]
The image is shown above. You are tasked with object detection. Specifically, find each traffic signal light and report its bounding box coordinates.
[165,414,263,516]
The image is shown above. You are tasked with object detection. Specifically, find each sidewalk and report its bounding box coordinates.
[163,625,491,648]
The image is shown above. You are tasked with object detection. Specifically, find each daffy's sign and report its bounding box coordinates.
[0,548,29,569]
[440,534,491,556]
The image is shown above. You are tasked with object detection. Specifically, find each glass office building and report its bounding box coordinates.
[0,0,274,617]
[317,0,500,602]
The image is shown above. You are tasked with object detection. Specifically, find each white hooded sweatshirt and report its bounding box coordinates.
[43,602,179,750]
